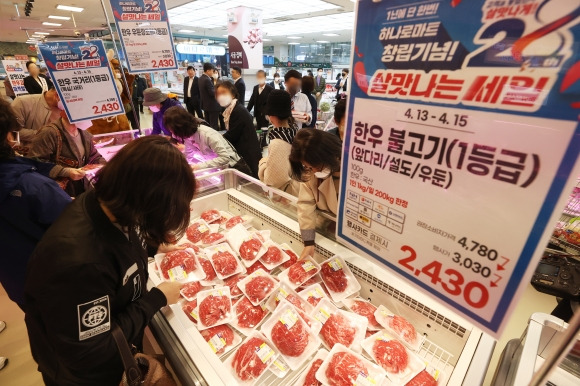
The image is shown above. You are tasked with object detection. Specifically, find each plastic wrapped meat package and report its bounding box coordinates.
[180,281,207,301]
[204,243,245,280]
[343,297,382,331]
[315,343,386,386]
[374,305,422,351]
[199,209,222,224]
[269,356,291,379]
[311,298,367,353]
[292,348,328,386]
[154,248,206,283]
[201,231,227,247]
[279,243,299,269]
[260,303,321,370]
[319,255,361,302]
[197,255,223,286]
[361,330,425,384]
[265,282,320,333]
[186,219,211,244]
[196,287,233,330]
[223,331,280,386]
[245,260,270,275]
[224,214,253,230]
[199,324,242,357]
[259,240,291,271]
[278,257,321,289]
[223,273,246,297]
[298,283,330,307]
[180,299,199,324]
[230,296,270,336]
[237,268,279,306]
[227,224,267,267]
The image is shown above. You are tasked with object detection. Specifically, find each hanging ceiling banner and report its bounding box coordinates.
[337,0,580,338]
[227,6,263,69]
[38,40,124,122]
[1,60,29,96]
[109,0,178,72]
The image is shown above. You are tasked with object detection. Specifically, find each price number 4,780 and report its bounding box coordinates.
[399,245,490,309]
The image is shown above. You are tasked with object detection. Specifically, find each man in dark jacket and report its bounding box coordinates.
[183,65,203,118]
[198,63,221,130]
[132,74,147,113]
[143,88,183,136]
[231,66,246,106]
[0,99,71,310]
[247,70,273,130]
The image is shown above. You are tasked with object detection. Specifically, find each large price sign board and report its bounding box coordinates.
[1,60,29,96]
[110,0,178,72]
[38,40,124,122]
[338,0,580,337]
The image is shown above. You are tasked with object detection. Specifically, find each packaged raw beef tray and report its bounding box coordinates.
[319,255,360,302]
[315,343,386,386]
[196,287,233,330]
[237,268,279,306]
[312,298,367,353]
[154,248,206,283]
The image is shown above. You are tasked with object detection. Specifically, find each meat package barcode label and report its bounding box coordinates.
[315,307,331,324]
[302,261,316,272]
[273,359,288,372]
[279,309,299,329]
[168,266,187,281]
[308,288,325,301]
[189,308,198,320]
[354,372,377,386]
[198,224,209,233]
[256,342,275,363]
[328,259,342,271]
[208,333,226,353]
[278,288,289,298]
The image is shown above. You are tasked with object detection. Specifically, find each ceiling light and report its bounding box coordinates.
[223,34,229,37]
[48,15,70,20]
[179,29,195,33]
[316,40,330,43]
[34,32,50,35]
[56,5,84,12]
[323,33,339,36]
[262,38,272,41]
[287,36,302,39]
[43,22,62,26]
[288,42,300,45]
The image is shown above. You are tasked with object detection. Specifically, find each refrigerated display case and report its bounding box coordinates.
[145,169,495,385]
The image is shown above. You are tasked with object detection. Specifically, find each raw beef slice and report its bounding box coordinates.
[406,370,438,386]
[211,251,238,277]
[235,297,268,328]
[321,262,348,293]
[303,358,324,386]
[160,250,196,280]
[226,215,245,229]
[199,294,230,327]
[179,242,200,253]
[350,301,379,328]
[281,249,299,269]
[224,274,246,296]
[271,318,309,357]
[198,257,217,281]
[186,222,208,243]
[200,324,235,355]
[202,232,224,245]
[239,238,262,261]
[262,246,282,265]
[181,281,203,299]
[245,276,276,304]
[288,262,316,285]
[373,339,409,373]
[320,313,356,349]
[389,315,418,344]
[325,351,369,386]
[201,209,221,223]
[246,260,268,275]
[182,300,198,323]
[231,337,269,381]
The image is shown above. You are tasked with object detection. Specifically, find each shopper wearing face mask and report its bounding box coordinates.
[314,67,326,104]
[336,68,349,99]
[247,70,273,130]
[328,99,347,141]
[216,81,261,178]
[198,63,221,130]
[284,70,312,129]
[0,99,71,310]
[143,87,182,136]
[23,61,53,95]
[269,73,285,91]
[289,129,343,259]
[29,103,106,197]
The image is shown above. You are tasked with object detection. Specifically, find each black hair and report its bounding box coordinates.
[203,62,215,73]
[334,99,347,125]
[284,69,302,82]
[290,129,342,182]
[163,107,198,139]
[232,66,242,75]
[187,65,194,71]
[301,76,314,95]
[342,68,349,74]
[317,67,323,71]
[256,70,266,76]
[274,73,280,78]
[25,61,36,71]
[215,80,240,100]
[0,99,19,159]
[94,136,196,247]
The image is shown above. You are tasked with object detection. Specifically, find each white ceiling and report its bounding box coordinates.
[0,0,355,46]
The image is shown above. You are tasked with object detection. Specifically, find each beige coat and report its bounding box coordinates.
[258,138,299,196]
[297,174,339,244]
[10,93,61,144]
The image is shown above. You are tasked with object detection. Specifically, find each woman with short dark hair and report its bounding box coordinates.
[328,99,347,140]
[289,129,343,259]
[301,76,318,128]
[25,136,195,385]
[216,81,262,178]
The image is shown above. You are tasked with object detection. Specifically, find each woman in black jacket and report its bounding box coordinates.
[25,136,195,386]
[216,81,262,178]
[23,61,53,94]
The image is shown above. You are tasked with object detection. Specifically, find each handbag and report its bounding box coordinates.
[223,137,254,177]
[111,325,177,386]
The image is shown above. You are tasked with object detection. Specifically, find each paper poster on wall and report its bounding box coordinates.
[1,60,29,96]
[109,0,178,72]
[337,0,580,338]
[227,6,263,69]
[38,40,124,122]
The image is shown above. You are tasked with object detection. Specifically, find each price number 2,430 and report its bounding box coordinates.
[398,245,490,309]
[92,102,120,115]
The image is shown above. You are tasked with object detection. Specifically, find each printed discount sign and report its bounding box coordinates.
[38,40,124,122]
[110,0,178,72]
[1,60,28,96]
[338,0,580,337]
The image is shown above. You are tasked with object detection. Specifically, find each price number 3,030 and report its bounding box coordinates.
[399,245,490,309]
[92,102,120,115]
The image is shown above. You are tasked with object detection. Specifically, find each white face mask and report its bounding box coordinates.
[274,78,280,83]
[75,120,92,130]
[258,78,266,85]
[57,100,65,110]
[212,73,219,80]
[217,94,233,107]
[318,71,323,75]
[314,167,332,179]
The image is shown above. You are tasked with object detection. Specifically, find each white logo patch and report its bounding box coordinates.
[77,296,111,341]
